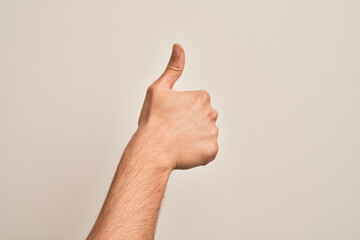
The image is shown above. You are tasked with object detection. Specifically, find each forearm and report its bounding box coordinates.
[87,43,218,239]
[87,125,172,240]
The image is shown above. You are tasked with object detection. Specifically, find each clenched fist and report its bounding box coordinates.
[87,44,219,240]
[138,44,219,169]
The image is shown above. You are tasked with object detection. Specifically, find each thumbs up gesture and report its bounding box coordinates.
[138,44,218,170]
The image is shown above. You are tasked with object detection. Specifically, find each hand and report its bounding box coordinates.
[87,43,218,240]
[138,43,219,170]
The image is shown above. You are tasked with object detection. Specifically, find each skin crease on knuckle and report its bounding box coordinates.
[166,62,183,72]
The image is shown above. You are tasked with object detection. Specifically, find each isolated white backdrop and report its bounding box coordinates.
[1,0,360,239]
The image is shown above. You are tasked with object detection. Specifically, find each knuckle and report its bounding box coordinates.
[209,109,218,119]
[146,84,159,96]
[212,142,219,156]
[199,90,210,101]
[202,142,218,166]
[146,84,155,94]
[166,63,183,72]
[210,125,218,136]
[215,126,219,136]
[208,142,219,158]
[201,146,217,166]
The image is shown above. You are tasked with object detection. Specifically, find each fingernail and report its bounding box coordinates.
[171,44,181,56]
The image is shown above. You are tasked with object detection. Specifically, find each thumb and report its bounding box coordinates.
[156,43,185,89]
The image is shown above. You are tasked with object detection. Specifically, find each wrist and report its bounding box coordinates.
[126,123,176,173]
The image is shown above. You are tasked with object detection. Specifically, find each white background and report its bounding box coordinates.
[1,0,360,239]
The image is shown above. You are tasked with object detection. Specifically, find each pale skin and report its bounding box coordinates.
[87,43,219,240]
